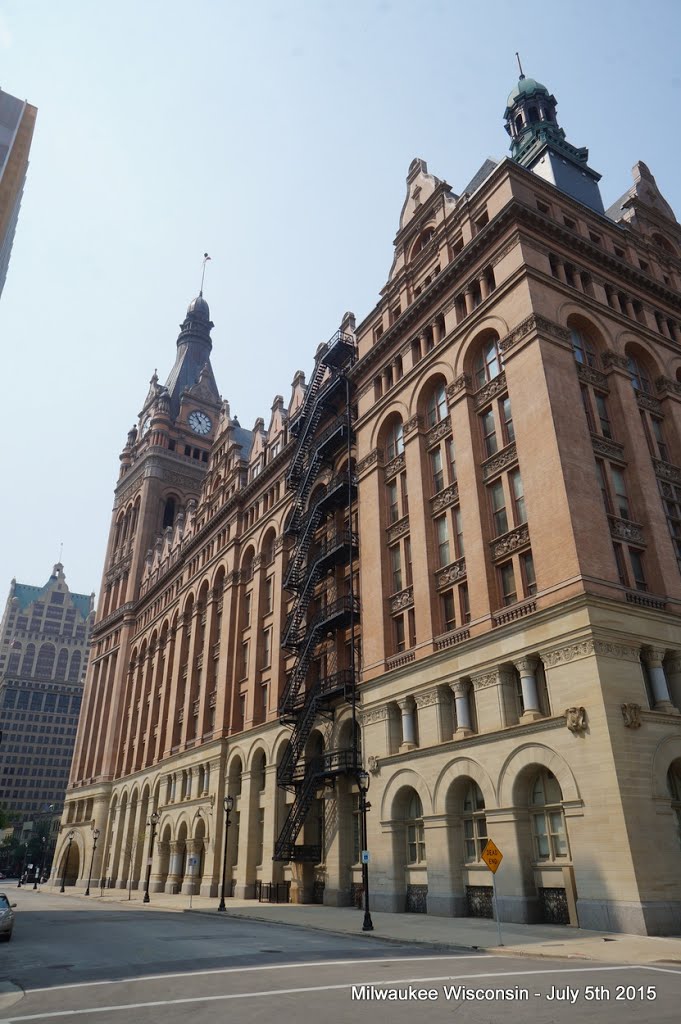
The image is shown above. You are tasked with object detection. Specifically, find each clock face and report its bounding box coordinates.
[141,417,151,436]
[189,410,212,436]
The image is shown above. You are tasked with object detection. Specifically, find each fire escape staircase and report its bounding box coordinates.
[274,329,359,864]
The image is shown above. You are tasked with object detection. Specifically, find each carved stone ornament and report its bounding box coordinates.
[471,670,498,690]
[482,441,518,481]
[414,689,442,709]
[565,706,587,734]
[491,523,530,560]
[577,364,609,390]
[227,570,241,587]
[474,371,507,409]
[653,459,681,485]
[403,415,421,436]
[384,452,406,479]
[656,376,681,398]
[608,515,644,545]
[602,350,630,371]
[367,754,380,775]
[274,535,287,552]
[431,482,459,513]
[447,373,471,398]
[499,313,569,355]
[636,391,662,415]
[591,434,626,462]
[360,706,391,725]
[390,586,414,613]
[387,516,410,543]
[621,702,642,729]
[435,557,466,589]
[542,640,595,668]
[425,418,452,448]
[357,449,380,475]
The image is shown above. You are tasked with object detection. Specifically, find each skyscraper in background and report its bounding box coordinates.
[0,85,37,299]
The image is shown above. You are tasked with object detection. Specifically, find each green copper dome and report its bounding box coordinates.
[506,76,549,109]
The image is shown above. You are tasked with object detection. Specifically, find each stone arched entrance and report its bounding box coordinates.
[59,838,81,887]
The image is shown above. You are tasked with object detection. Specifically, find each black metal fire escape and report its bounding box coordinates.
[274,330,359,863]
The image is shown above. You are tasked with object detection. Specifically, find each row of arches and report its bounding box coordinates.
[6,642,82,682]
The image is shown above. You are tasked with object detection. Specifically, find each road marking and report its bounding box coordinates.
[23,955,498,994]
[642,965,681,974]
[0,965,647,1022]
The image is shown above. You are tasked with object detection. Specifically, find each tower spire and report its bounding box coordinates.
[200,252,211,296]
[515,52,525,79]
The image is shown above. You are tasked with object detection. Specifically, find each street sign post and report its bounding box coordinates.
[188,856,198,910]
[481,839,504,947]
[361,850,370,864]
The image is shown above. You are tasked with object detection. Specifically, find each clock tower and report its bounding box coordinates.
[76,292,222,787]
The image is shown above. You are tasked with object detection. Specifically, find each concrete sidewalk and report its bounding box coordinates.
[41,885,681,966]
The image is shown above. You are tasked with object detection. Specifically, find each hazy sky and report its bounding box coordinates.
[1,0,680,601]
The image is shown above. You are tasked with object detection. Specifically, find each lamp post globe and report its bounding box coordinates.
[218,795,234,912]
[143,811,160,905]
[356,769,374,932]
[60,830,76,894]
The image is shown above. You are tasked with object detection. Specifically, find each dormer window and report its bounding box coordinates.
[410,226,436,260]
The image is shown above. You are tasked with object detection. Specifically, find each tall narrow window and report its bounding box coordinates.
[629,548,647,591]
[454,507,464,557]
[594,393,612,439]
[481,409,498,457]
[435,516,450,567]
[390,545,402,593]
[262,628,272,668]
[501,397,514,444]
[510,470,527,525]
[386,420,404,460]
[460,583,471,623]
[521,552,537,595]
[387,479,399,524]
[448,439,457,482]
[627,355,652,395]
[651,418,670,462]
[430,448,444,493]
[611,467,630,519]
[474,336,502,389]
[400,473,409,516]
[441,590,456,632]
[406,793,426,863]
[612,543,628,586]
[499,561,517,605]
[570,328,598,367]
[426,383,447,426]
[405,537,413,586]
[394,615,406,653]
[463,782,488,862]
[490,481,508,536]
[530,771,569,860]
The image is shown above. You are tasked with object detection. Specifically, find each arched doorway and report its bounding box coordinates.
[59,837,81,887]
[443,774,491,918]
[392,785,428,913]
[514,765,572,924]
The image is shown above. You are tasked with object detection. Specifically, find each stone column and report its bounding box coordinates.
[514,656,543,722]
[643,649,677,713]
[234,771,255,899]
[450,680,473,737]
[162,614,187,757]
[464,287,475,316]
[431,319,443,344]
[150,840,168,894]
[165,840,184,894]
[479,274,490,300]
[553,258,567,284]
[182,838,204,895]
[398,697,416,751]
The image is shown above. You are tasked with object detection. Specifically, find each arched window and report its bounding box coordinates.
[385,419,404,461]
[426,382,447,427]
[163,497,176,530]
[411,226,435,259]
[405,792,425,864]
[528,106,539,123]
[7,643,21,675]
[55,648,69,680]
[515,113,523,133]
[627,354,653,395]
[530,770,569,860]
[21,643,36,675]
[667,761,681,846]
[35,643,56,679]
[68,650,82,683]
[462,781,488,862]
[570,327,598,367]
[474,335,503,389]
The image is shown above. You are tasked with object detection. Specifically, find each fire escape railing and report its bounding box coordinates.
[274,329,359,863]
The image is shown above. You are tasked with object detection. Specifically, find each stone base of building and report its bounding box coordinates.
[323,887,354,908]
[234,882,255,899]
[426,893,468,917]
[496,895,543,924]
[576,898,681,936]
[200,882,219,897]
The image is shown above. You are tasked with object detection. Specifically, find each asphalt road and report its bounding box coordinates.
[1,887,680,1023]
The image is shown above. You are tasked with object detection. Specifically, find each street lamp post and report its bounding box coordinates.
[356,769,374,932]
[34,837,47,891]
[17,839,31,888]
[84,828,100,896]
[59,830,76,893]
[143,812,160,905]
[218,795,234,912]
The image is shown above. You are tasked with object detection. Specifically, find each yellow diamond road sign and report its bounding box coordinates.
[481,839,503,873]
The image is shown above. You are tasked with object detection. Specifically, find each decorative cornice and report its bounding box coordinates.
[591,434,626,463]
[656,376,681,398]
[602,350,630,371]
[654,460,681,486]
[414,688,444,709]
[499,313,569,356]
[425,418,452,448]
[543,640,595,668]
[431,482,459,513]
[360,706,391,725]
[482,441,518,481]
[577,364,609,390]
[608,515,644,545]
[447,373,472,399]
[593,640,642,662]
[474,371,507,409]
[491,523,530,560]
[471,670,498,690]
[357,448,381,475]
[390,586,414,613]
[636,391,662,415]
[274,535,286,552]
[434,557,466,589]
[384,452,406,479]
[386,516,410,543]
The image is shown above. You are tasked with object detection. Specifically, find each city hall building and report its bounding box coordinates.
[53,74,681,934]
